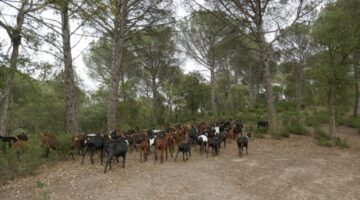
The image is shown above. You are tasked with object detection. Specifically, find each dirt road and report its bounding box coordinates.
[1,126,360,200]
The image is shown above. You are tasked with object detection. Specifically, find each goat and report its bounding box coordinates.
[218,131,227,148]
[207,136,221,158]
[40,133,57,158]
[237,132,252,156]
[257,120,269,128]
[196,134,208,154]
[154,132,170,163]
[81,134,105,165]
[175,138,192,162]
[139,139,149,162]
[233,122,244,140]
[104,139,128,173]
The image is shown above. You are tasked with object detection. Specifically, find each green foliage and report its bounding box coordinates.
[337,116,360,133]
[0,135,43,184]
[253,126,268,139]
[0,132,75,184]
[36,180,50,200]
[304,111,328,127]
[313,128,349,148]
[55,133,76,159]
[313,128,334,147]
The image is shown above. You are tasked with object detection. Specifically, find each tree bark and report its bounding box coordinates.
[328,82,336,137]
[107,10,125,132]
[263,55,277,134]
[254,0,277,134]
[295,64,304,112]
[151,75,158,126]
[0,32,23,137]
[210,66,217,115]
[353,54,360,117]
[61,3,78,136]
[259,30,277,134]
[248,66,257,108]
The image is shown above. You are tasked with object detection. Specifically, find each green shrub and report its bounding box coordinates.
[304,111,328,127]
[347,117,360,128]
[313,128,333,147]
[287,123,308,135]
[0,132,75,184]
[280,112,308,135]
[254,126,268,134]
[276,101,296,113]
[55,133,76,160]
[334,137,349,149]
[274,129,290,139]
[313,128,349,148]
[236,112,261,123]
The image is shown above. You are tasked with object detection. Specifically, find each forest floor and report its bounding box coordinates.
[1,126,360,200]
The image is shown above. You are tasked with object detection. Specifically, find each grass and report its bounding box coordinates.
[36,180,50,200]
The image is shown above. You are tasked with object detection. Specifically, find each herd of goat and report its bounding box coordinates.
[0,120,269,173]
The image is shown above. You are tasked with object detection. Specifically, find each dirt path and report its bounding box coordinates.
[1,126,360,200]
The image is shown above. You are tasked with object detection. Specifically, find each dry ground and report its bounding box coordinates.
[1,126,360,200]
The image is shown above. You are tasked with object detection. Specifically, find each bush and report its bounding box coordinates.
[0,132,75,185]
[253,126,268,138]
[313,128,333,147]
[276,101,296,113]
[304,111,328,127]
[334,137,349,149]
[273,129,290,139]
[280,112,308,135]
[287,122,308,135]
[338,116,360,132]
[313,128,349,148]
[236,112,262,123]
[55,133,76,159]
[0,135,45,184]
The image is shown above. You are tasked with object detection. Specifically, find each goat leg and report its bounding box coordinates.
[81,147,87,165]
[175,150,179,162]
[122,154,126,168]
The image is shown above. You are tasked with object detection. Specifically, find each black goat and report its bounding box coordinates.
[0,136,17,149]
[218,131,227,148]
[237,132,252,156]
[207,136,221,157]
[257,120,269,128]
[233,122,244,140]
[104,140,128,173]
[81,134,105,165]
[175,139,192,162]
[1,133,28,153]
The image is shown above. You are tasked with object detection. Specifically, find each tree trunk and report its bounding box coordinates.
[152,75,158,126]
[353,55,360,117]
[295,64,304,112]
[107,14,125,132]
[61,4,78,136]
[263,56,277,134]
[248,66,257,108]
[0,35,21,136]
[210,66,217,115]
[328,82,336,137]
[256,6,277,134]
[0,76,13,136]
